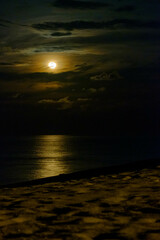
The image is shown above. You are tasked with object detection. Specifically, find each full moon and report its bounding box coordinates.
[48,62,57,69]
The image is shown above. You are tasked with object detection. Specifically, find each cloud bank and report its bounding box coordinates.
[52,0,110,9]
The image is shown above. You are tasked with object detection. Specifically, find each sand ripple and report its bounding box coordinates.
[0,167,160,240]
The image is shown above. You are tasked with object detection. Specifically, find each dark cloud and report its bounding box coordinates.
[0,18,24,28]
[32,19,160,31]
[0,18,14,25]
[39,30,159,52]
[0,18,14,28]
[33,46,75,53]
[90,71,123,81]
[116,5,136,12]
[75,63,93,72]
[0,23,7,28]
[0,71,66,83]
[68,30,160,45]
[4,28,159,55]
[0,62,15,66]
[51,31,72,37]
[32,21,101,31]
[52,0,110,9]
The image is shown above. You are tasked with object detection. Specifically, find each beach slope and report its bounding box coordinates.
[0,162,160,240]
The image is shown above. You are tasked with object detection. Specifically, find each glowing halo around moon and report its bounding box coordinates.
[48,62,57,69]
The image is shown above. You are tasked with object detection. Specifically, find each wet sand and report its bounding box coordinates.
[0,160,160,240]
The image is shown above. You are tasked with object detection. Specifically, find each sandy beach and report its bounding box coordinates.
[0,161,160,240]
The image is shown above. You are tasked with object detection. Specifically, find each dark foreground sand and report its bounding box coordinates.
[0,160,160,240]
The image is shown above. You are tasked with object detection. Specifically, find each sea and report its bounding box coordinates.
[0,135,159,185]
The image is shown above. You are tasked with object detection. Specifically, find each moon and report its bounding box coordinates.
[48,62,57,69]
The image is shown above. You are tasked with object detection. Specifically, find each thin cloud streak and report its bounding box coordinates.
[32,19,160,31]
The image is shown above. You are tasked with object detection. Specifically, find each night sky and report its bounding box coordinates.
[0,0,159,135]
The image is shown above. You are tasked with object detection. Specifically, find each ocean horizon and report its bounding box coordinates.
[0,135,160,185]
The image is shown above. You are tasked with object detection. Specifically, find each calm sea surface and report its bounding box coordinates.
[0,135,159,185]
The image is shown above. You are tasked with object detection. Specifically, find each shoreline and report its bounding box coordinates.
[0,159,160,239]
[2,158,160,188]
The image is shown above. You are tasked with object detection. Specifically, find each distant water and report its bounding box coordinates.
[0,135,159,185]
